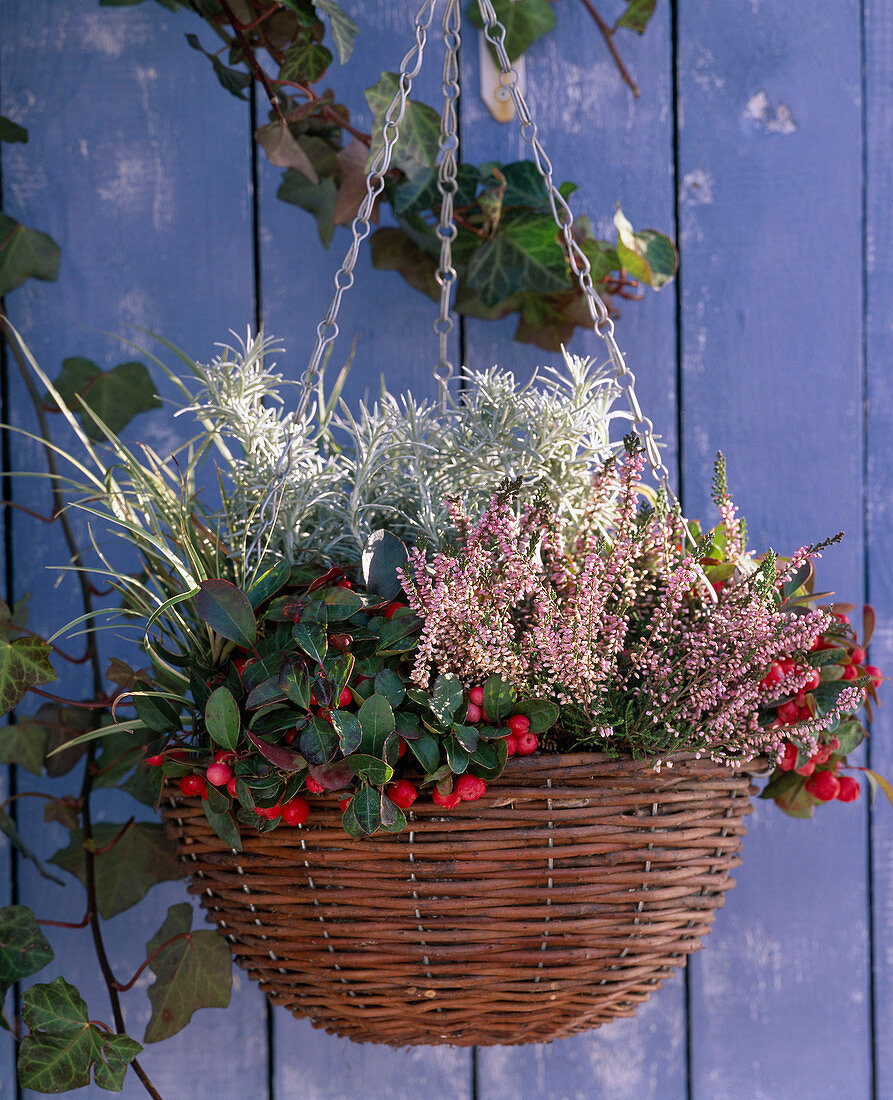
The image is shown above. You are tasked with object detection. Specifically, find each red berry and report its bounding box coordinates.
[777,741,798,772]
[811,742,834,765]
[802,669,821,691]
[515,731,539,756]
[382,602,406,620]
[281,797,310,825]
[506,714,530,736]
[798,705,812,721]
[179,774,207,799]
[454,774,487,802]
[833,612,851,625]
[232,655,256,677]
[465,702,482,724]
[146,753,165,767]
[214,749,236,763]
[778,658,796,676]
[806,770,840,802]
[306,777,325,794]
[837,775,861,803]
[468,686,484,707]
[226,778,238,798]
[336,577,353,589]
[256,804,281,820]
[284,729,297,744]
[340,797,352,812]
[760,662,784,689]
[795,760,815,777]
[206,762,232,787]
[865,665,884,688]
[842,664,859,681]
[504,735,518,757]
[337,686,353,708]
[850,647,866,665]
[397,738,407,758]
[432,786,462,809]
[777,701,800,725]
[388,779,418,810]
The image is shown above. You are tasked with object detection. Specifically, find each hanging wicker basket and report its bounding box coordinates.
[162,752,764,1047]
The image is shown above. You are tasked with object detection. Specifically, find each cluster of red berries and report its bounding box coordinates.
[464,686,539,756]
[776,738,861,803]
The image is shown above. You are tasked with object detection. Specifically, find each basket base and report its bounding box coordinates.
[163,753,760,1046]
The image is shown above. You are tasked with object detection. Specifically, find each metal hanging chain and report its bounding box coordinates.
[433,0,462,409]
[473,0,673,505]
[296,0,439,421]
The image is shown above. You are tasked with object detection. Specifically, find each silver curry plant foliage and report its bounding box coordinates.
[180,328,626,563]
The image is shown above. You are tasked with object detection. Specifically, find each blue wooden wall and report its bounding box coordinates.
[0,1,889,1096]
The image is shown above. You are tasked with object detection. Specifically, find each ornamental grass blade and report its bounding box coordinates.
[144,903,232,1043]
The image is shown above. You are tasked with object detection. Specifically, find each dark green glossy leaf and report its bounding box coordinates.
[50,357,162,440]
[811,679,855,717]
[202,800,241,852]
[280,654,312,709]
[0,905,53,1002]
[511,697,560,733]
[431,674,464,723]
[322,587,365,619]
[133,690,181,734]
[195,580,257,648]
[308,760,354,789]
[0,212,60,296]
[292,622,328,664]
[408,728,441,773]
[469,738,508,780]
[299,716,338,765]
[204,685,240,751]
[379,794,407,833]
[357,694,395,753]
[834,719,866,755]
[452,723,479,753]
[245,560,292,607]
[245,675,287,710]
[445,737,470,774]
[361,529,409,600]
[466,213,567,307]
[483,674,516,722]
[373,669,405,708]
[330,709,363,754]
[347,753,393,784]
[352,784,381,836]
[144,903,232,1043]
[50,823,181,919]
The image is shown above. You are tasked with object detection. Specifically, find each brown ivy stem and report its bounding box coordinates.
[0,790,58,810]
[0,499,58,523]
[112,932,192,992]
[217,0,287,124]
[28,686,119,708]
[38,911,92,929]
[239,2,279,32]
[275,80,371,144]
[576,0,640,97]
[2,320,163,1100]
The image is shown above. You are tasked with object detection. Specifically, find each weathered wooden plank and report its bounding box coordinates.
[462,4,687,1095]
[0,2,267,1095]
[0,759,14,1096]
[677,2,872,1096]
[865,0,893,1093]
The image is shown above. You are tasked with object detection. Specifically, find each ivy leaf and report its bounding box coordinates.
[194,580,257,648]
[254,121,318,182]
[279,36,332,84]
[364,72,440,179]
[277,169,338,246]
[334,138,372,225]
[0,116,27,143]
[0,718,48,775]
[466,213,567,307]
[0,635,55,716]
[466,0,556,62]
[185,32,251,99]
[616,0,658,34]
[370,226,440,298]
[312,0,358,63]
[50,823,181,919]
[49,358,162,440]
[614,208,678,289]
[18,977,142,1093]
[0,212,60,296]
[0,905,54,1003]
[513,290,593,352]
[144,903,232,1043]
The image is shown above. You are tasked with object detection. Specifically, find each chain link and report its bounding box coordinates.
[433,0,462,409]
[296,0,439,421]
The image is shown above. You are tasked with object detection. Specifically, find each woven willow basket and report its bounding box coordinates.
[162,752,763,1046]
